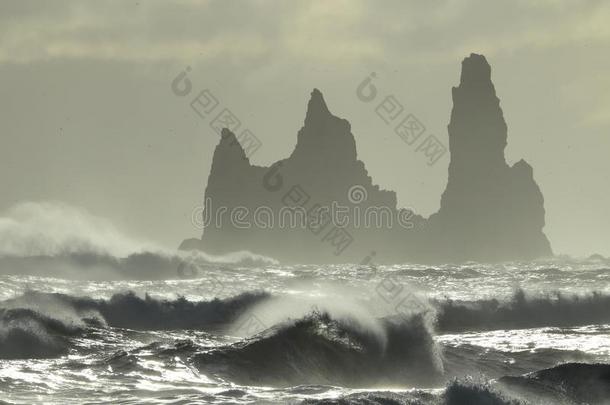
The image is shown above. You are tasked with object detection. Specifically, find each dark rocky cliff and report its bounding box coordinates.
[180,54,552,264]
[425,54,552,262]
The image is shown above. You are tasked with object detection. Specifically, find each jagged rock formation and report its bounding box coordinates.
[181,54,552,264]
[425,54,552,262]
[181,89,409,263]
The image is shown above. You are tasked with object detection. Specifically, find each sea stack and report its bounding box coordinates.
[425,54,552,262]
[181,54,553,264]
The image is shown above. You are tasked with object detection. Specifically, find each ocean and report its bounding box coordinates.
[1,254,610,404]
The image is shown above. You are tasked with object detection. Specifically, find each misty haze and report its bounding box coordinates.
[1,1,610,404]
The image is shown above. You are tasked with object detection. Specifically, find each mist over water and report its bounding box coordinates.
[0,201,163,258]
[0,201,608,403]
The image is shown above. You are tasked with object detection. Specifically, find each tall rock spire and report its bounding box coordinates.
[430,53,552,262]
[291,89,357,163]
[304,88,331,126]
[448,53,507,179]
[204,129,251,204]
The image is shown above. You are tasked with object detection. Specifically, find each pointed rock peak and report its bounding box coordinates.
[513,158,533,174]
[305,88,331,123]
[459,53,492,87]
[217,128,247,160]
[219,128,238,145]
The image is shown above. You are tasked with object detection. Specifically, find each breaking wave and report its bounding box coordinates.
[0,290,271,359]
[499,362,610,404]
[0,308,85,359]
[0,249,277,280]
[303,363,610,404]
[1,290,270,332]
[0,201,161,257]
[0,201,278,280]
[436,289,610,332]
[5,289,609,404]
[194,310,444,388]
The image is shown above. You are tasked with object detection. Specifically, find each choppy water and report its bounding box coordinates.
[1,255,610,404]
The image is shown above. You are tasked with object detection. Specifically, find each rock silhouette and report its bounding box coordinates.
[180,54,552,264]
[424,54,552,262]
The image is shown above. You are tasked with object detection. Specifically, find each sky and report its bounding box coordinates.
[0,0,608,257]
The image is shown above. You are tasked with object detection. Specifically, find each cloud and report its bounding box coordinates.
[0,0,273,63]
[1,0,609,65]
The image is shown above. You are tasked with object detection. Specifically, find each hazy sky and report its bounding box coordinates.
[1,0,609,257]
